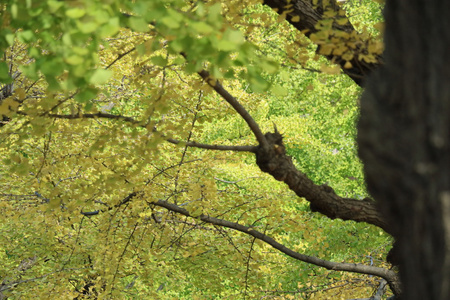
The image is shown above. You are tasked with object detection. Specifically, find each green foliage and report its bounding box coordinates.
[0,0,391,299]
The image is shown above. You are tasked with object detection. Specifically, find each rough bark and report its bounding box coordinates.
[185,68,392,236]
[263,0,382,86]
[255,131,391,235]
[358,0,450,299]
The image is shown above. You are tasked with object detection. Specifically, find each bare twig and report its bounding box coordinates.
[214,176,260,184]
[244,236,256,300]
[105,47,136,69]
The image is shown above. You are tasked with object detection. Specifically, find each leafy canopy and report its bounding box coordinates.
[0,0,390,299]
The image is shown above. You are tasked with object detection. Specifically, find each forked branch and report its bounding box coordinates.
[151,198,401,295]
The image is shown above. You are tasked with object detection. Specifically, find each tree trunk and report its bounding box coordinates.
[358,0,450,299]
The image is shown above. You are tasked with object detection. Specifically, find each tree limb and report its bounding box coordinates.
[255,131,391,235]
[151,198,401,295]
[166,138,257,152]
[196,69,269,149]
[35,112,258,152]
[46,112,140,124]
[263,0,383,87]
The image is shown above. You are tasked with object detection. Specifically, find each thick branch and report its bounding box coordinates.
[152,198,401,295]
[263,0,382,87]
[255,131,391,235]
[197,70,269,149]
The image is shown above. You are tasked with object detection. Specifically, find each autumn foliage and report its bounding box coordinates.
[0,1,405,299]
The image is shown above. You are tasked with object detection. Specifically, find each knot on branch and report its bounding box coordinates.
[255,131,290,181]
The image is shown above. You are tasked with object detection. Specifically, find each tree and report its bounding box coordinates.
[358,0,450,299]
[0,0,445,299]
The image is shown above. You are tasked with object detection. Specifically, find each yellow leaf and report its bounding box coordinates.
[336,18,348,25]
[332,46,348,56]
[319,44,334,55]
[291,15,300,22]
[320,64,340,75]
[342,52,354,61]
[368,41,384,54]
[15,87,26,100]
[0,99,11,115]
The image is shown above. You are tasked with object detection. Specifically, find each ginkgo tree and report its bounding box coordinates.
[1,0,448,299]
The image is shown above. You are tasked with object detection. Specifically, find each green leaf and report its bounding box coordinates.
[249,75,269,92]
[46,76,61,91]
[20,64,39,80]
[48,0,64,13]
[191,22,214,34]
[173,56,185,65]
[161,16,181,29]
[151,56,168,67]
[217,41,236,51]
[5,33,15,46]
[66,8,86,19]
[100,17,120,38]
[11,4,18,19]
[271,85,288,96]
[62,33,72,46]
[40,59,64,76]
[260,60,279,74]
[88,69,111,85]
[161,10,184,29]
[0,62,12,83]
[226,30,245,44]
[218,29,245,51]
[77,21,98,33]
[75,88,97,102]
[65,55,84,65]
[136,43,146,55]
[207,3,222,26]
[129,17,149,32]
[18,30,34,42]
[28,47,40,58]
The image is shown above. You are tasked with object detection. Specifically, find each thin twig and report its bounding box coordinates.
[46,112,140,124]
[244,236,256,300]
[106,47,136,69]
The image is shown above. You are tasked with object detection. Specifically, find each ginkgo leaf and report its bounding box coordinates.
[129,17,149,32]
[291,15,300,22]
[89,69,111,85]
[320,64,341,74]
[0,62,11,82]
[66,8,86,19]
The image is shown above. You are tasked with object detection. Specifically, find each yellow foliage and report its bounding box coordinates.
[320,64,341,75]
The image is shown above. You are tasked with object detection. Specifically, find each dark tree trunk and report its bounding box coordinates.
[358,0,450,299]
